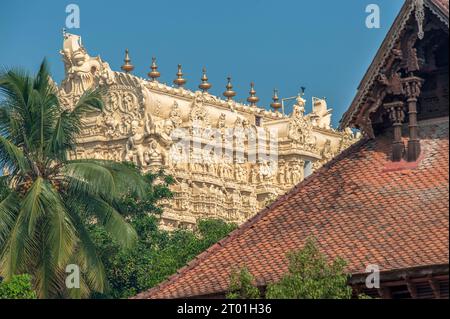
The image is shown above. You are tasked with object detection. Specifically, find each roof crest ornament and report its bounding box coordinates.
[413,0,426,39]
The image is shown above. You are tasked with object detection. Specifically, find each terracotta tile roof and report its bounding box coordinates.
[135,119,449,299]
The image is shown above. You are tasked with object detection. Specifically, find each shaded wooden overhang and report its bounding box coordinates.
[349,263,449,285]
[182,264,449,299]
[350,264,449,299]
[339,0,449,137]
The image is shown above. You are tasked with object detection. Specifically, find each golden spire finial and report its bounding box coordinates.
[223,76,236,101]
[173,64,187,87]
[148,57,161,81]
[270,89,282,112]
[247,82,259,106]
[198,67,212,92]
[121,49,134,73]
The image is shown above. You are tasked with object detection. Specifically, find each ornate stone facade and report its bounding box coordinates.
[59,32,359,229]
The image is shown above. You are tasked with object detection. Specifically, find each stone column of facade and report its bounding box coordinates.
[402,76,423,162]
[384,101,406,162]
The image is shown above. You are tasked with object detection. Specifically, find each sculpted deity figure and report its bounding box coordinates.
[235,164,243,182]
[125,115,152,166]
[339,127,355,151]
[120,116,132,135]
[234,116,243,129]
[170,101,183,128]
[288,97,312,147]
[243,119,256,142]
[250,165,259,184]
[104,114,119,136]
[278,160,286,184]
[107,92,120,112]
[291,161,304,185]
[121,93,134,114]
[311,97,332,129]
[157,118,177,146]
[60,32,114,101]
[217,113,226,128]
[240,165,248,182]
[170,144,187,171]
[293,95,306,117]
[190,92,210,127]
[259,161,271,181]
[145,140,163,167]
[321,139,333,161]
[284,164,292,185]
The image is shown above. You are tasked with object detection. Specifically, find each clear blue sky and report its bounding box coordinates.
[0,0,404,127]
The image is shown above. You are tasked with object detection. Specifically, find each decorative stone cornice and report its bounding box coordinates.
[144,79,287,120]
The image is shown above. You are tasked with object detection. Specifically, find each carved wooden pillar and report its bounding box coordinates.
[402,76,423,161]
[384,101,406,161]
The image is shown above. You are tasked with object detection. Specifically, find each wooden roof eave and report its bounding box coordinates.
[339,1,416,133]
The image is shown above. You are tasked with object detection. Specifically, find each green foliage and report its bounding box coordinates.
[115,170,175,220]
[0,60,149,298]
[0,274,37,299]
[265,238,353,299]
[224,239,355,299]
[226,267,261,299]
[90,214,237,299]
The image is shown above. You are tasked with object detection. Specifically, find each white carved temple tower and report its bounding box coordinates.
[58,32,358,229]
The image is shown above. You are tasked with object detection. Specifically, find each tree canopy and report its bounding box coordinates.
[0,60,149,298]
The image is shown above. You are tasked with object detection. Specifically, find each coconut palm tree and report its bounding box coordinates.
[0,60,147,298]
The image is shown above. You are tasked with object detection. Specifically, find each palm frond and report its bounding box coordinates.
[67,159,147,199]
[46,88,103,161]
[0,192,20,249]
[0,67,30,115]
[0,67,35,151]
[33,239,62,299]
[64,204,107,294]
[40,181,77,267]
[0,130,30,174]
[82,196,137,250]
[20,177,46,235]
[0,208,39,281]
[63,161,118,201]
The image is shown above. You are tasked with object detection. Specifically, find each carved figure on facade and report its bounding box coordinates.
[190,92,211,128]
[125,115,152,167]
[145,140,164,167]
[311,97,332,130]
[60,32,115,107]
[288,96,314,150]
[169,101,183,128]
[339,127,358,151]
